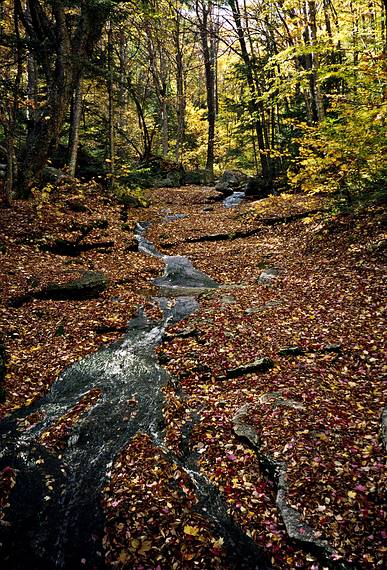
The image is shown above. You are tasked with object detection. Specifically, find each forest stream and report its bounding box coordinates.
[0,195,269,569]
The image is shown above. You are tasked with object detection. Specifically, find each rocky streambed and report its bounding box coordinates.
[0,215,268,569]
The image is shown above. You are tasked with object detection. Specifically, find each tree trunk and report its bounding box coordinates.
[107,23,115,185]
[175,25,186,162]
[197,0,216,183]
[228,0,271,181]
[15,0,110,198]
[68,75,83,177]
[308,1,325,122]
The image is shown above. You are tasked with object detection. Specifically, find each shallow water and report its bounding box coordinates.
[223,191,245,208]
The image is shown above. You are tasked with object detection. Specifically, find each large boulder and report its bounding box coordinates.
[215,170,247,195]
[244,175,272,199]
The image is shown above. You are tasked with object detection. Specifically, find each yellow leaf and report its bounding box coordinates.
[139,540,152,554]
[118,550,129,564]
[183,525,199,536]
[348,491,356,499]
[130,539,140,550]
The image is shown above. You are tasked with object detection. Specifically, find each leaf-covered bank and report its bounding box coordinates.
[0,185,386,569]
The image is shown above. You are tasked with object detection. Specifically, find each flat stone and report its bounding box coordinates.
[39,271,108,300]
[227,357,274,379]
[232,403,336,558]
[322,343,342,353]
[232,404,260,446]
[259,392,306,410]
[257,267,281,284]
[220,295,236,305]
[276,469,335,553]
[155,256,218,289]
[245,300,282,314]
[278,346,305,357]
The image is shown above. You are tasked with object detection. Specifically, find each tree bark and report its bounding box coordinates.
[228,0,271,181]
[107,23,115,185]
[308,1,325,122]
[15,0,111,198]
[174,14,186,163]
[68,75,83,177]
[196,0,216,183]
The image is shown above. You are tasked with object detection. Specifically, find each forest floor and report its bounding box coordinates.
[0,183,385,569]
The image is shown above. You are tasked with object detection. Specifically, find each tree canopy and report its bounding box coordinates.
[0,0,386,201]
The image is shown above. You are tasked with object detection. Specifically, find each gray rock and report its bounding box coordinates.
[322,343,342,353]
[278,346,305,357]
[232,404,336,559]
[215,170,247,195]
[257,267,280,284]
[233,404,260,446]
[214,181,234,196]
[39,271,108,300]
[163,327,198,342]
[244,175,272,199]
[43,166,74,185]
[276,469,335,554]
[155,256,218,290]
[227,357,274,378]
[245,300,282,314]
[258,391,306,410]
[220,295,236,305]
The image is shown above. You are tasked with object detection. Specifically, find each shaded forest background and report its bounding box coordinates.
[0,0,386,203]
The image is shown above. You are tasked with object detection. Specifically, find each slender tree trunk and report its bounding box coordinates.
[107,23,115,185]
[68,75,83,177]
[174,4,190,159]
[128,82,153,161]
[175,38,186,162]
[196,0,216,182]
[228,0,271,180]
[118,29,127,127]
[145,16,169,158]
[308,1,325,121]
[26,52,38,123]
[160,57,169,157]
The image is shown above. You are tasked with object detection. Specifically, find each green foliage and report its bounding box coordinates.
[112,184,150,207]
[288,53,387,201]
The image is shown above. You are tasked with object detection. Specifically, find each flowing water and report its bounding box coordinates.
[0,215,266,569]
[223,191,245,208]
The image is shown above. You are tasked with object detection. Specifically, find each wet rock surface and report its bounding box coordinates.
[0,215,268,569]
